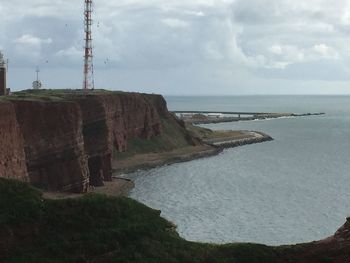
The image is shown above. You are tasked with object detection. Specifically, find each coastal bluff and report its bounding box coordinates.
[0,90,196,193]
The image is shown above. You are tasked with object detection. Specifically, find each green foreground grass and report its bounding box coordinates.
[0,178,281,263]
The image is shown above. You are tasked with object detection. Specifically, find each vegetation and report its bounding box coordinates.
[0,89,125,102]
[0,178,281,263]
[115,118,192,160]
[186,123,250,140]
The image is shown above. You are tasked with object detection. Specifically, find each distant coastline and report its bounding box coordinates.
[174,111,325,125]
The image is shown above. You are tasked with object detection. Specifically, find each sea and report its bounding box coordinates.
[126,96,350,246]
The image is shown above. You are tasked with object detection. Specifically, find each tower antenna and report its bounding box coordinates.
[36,66,40,82]
[83,0,95,91]
[32,66,42,90]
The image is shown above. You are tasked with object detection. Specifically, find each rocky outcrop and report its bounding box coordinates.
[0,91,192,192]
[0,102,28,181]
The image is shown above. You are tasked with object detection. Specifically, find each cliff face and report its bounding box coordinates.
[0,102,28,181]
[0,91,188,192]
[73,93,165,187]
[11,100,89,192]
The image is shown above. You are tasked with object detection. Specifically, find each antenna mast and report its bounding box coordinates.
[83,0,95,91]
[36,66,40,82]
[32,66,42,90]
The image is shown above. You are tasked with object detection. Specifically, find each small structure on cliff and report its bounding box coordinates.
[32,66,42,90]
[0,51,9,96]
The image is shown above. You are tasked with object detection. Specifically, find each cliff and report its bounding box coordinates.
[0,90,194,192]
[0,102,28,181]
[12,100,89,192]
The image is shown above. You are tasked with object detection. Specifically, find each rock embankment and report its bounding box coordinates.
[0,90,194,193]
[203,131,273,148]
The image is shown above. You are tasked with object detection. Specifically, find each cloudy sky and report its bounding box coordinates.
[1,0,350,95]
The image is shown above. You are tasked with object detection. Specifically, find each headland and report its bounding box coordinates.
[1,89,348,263]
[0,89,275,195]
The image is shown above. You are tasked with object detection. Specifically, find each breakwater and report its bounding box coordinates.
[202,131,273,148]
[174,111,325,124]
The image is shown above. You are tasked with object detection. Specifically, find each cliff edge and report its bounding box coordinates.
[0,90,196,192]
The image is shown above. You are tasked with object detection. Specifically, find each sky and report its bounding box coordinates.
[1,0,350,95]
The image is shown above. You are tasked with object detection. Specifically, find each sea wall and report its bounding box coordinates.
[0,91,189,192]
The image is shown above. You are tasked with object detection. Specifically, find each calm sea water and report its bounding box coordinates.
[126,96,350,245]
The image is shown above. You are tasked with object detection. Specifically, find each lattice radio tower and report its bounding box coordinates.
[83,0,95,90]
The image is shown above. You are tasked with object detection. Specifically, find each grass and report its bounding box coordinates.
[186,124,249,140]
[0,178,281,263]
[0,89,126,102]
[115,118,192,160]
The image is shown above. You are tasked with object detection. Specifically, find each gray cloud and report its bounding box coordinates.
[0,0,350,94]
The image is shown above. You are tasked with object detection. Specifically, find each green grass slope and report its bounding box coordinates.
[115,118,193,160]
[0,178,280,263]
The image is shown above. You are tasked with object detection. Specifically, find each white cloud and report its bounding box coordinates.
[162,18,189,28]
[314,44,330,55]
[15,34,52,46]
[55,46,81,60]
[313,44,339,59]
[269,45,283,55]
[183,10,205,17]
[1,0,350,93]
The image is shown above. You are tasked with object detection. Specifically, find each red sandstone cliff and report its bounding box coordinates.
[0,102,28,181]
[12,100,89,192]
[0,91,192,192]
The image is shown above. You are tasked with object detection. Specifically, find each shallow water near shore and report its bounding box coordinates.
[127,96,350,246]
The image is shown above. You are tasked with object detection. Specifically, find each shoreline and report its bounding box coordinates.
[112,145,223,176]
[110,130,273,196]
[112,131,273,177]
[44,129,273,200]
